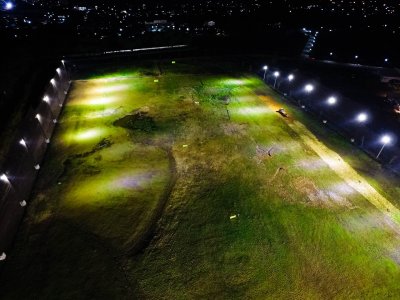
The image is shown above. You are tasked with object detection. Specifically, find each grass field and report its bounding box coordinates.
[1,59,400,299]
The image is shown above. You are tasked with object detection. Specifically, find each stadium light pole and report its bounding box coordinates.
[263,66,268,80]
[35,114,50,144]
[286,74,294,96]
[376,135,391,159]
[273,71,280,89]
[43,95,57,123]
[356,112,368,147]
[19,139,40,170]
[302,84,314,105]
[1,172,27,207]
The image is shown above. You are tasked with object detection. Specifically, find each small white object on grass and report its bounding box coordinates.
[230,215,237,220]
[20,200,27,207]
[154,79,159,83]
[182,145,188,148]
[323,120,327,124]
[194,101,200,105]
[58,182,62,185]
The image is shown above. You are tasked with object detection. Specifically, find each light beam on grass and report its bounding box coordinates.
[84,108,122,120]
[70,96,120,106]
[64,128,106,144]
[87,84,132,95]
[235,106,270,116]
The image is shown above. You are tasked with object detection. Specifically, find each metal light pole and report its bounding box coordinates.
[287,74,294,96]
[43,96,57,123]
[19,139,40,170]
[273,71,280,89]
[376,135,391,159]
[35,114,50,144]
[356,112,368,148]
[263,66,268,81]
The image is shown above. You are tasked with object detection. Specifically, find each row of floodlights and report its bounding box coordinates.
[0,63,67,262]
[1,64,66,189]
[262,65,395,153]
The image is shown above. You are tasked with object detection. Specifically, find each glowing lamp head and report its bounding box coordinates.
[0,174,9,183]
[35,114,41,122]
[273,71,280,78]
[288,74,294,81]
[381,135,391,144]
[56,68,61,75]
[357,112,368,123]
[327,96,337,105]
[305,84,314,93]
[50,79,56,86]
[43,95,50,103]
[263,65,268,70]
[19,139,27,147]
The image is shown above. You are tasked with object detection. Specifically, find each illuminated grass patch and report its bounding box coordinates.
[3,62,400,300]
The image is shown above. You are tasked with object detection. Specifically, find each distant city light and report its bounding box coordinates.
[288,74,294,81]
[5,2,13,10]
[263,65,268,70]
[273,71,280,77]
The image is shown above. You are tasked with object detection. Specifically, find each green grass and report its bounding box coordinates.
[1,59,400,299]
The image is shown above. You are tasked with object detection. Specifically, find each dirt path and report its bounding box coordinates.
[259,94,400,224]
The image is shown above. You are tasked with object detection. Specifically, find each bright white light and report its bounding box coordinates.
[330,52,333,56]
[43,95,50,103]
[263,65,268,70]
[355,55,359,59]
[305,84,314,93]
[56,68,61,75]
[50,79,56,86]
[5,2,13,10]
[273,71,280,78]
[327,96,337,105]
[0,174,9,183]
[357,112,368,123]
[381,135,391,144]
[384,58,389,62]
[19,139,27,147]
[288,74,294,81]
[35,114,41,122]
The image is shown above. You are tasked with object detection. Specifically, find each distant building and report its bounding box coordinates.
[145,20,173,32]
